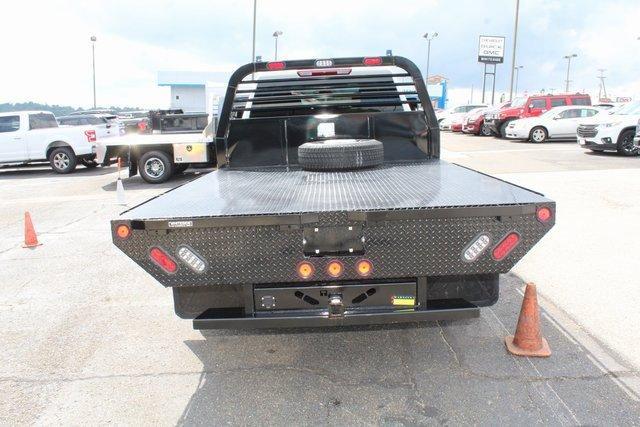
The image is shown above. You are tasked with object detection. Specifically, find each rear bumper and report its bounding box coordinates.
[193,300,479,329]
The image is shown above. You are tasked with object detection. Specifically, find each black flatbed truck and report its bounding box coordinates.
[112,56,555,329]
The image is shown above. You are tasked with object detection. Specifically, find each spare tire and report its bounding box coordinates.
[298,139,384,171]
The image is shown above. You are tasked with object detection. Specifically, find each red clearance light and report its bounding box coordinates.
[492,232,521,261]
[297,68,352,77]
[115,224,131,240]
[363,57,383,66]
[150,247,177,273]
[297,261,315,279]
[536,206,552,223]
[266,61,286,71]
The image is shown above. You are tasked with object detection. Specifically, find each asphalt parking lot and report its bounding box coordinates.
[1,134,639,425]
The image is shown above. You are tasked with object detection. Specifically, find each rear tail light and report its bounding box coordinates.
[150,247,177,273]
[356,259,373,277]
[297,261,314,279]
[536,206,552,223]
[363,57,383,66]
[84,130,96,142]
[492,232,521,261]
[115,224,131,240]
[326,260,344,278]
[266,61,286,71]
[297,68,352,77]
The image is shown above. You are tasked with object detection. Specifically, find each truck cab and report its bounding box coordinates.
[0,111,98,173]
[486,93,591,137]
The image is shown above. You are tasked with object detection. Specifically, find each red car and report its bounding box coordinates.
[485,93,591,138]
[462,107,492,136]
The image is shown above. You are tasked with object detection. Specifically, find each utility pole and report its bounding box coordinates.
[508,0,520,101]
[597,69,607,101]
[514,65,523,97]
[90,36,97,108]
[273,31,283,60]
[564,53,577,92]
[251,0,257,62]
[422,32,438,80]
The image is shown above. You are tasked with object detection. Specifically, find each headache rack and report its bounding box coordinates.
[214,56,440,167]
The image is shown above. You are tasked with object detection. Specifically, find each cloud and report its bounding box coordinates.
[1,0,638,108]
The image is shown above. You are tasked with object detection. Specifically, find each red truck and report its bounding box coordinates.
[485,93,591,138]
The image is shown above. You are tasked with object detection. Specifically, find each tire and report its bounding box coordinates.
[298,139,384,171]
[138,150,174,183]
[499,120,513,138]
[529,126,548,143]
[173,163,189,175]
[480,123,492,136]
[49,147,77,174]
[616,129,638,156]
[80,159,98,168]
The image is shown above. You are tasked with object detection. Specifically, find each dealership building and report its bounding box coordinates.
[157,71,230,116]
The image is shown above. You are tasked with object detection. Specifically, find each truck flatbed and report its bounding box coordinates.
[122,160,549,220]
[111,56,555,329]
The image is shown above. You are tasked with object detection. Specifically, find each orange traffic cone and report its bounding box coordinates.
[23,211,42,248]
[505,283,551,357]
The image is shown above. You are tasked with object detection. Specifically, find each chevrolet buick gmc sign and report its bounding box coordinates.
[478,36,505,64]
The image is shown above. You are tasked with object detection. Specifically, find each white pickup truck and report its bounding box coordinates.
[0,111,98,173]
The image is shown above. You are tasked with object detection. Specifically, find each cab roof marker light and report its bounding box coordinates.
[266,61,286,71]
[363,57,383,66]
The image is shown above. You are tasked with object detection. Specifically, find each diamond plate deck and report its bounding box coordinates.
[121,160,550,220]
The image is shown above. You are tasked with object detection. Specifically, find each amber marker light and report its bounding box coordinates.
[116,224,131,239]
[297,261,315,279]
[356,259,373,277]
[327,260,344,278]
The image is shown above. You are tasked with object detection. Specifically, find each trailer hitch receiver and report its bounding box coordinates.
[328,293,345,318]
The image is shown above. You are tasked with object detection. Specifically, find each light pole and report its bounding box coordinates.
[564,53,577,92]
[251,0,257,63]
[422,32,438,80]
[514,65,523,97]
[90,36,97,108]
[508,0,520,101]
[273,31,283,60]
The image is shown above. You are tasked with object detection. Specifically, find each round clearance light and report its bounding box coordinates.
[327,260,344,278]
[116,224,131,240]
[356,259,373,277]
[536,206,552,223]
[297,261,315,279]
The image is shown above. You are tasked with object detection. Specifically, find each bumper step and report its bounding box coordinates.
[193,299,479,329]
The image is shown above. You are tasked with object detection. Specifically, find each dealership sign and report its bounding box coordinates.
[478,36,505,64]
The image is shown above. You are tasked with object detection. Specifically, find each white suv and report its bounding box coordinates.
[577,101,640,156]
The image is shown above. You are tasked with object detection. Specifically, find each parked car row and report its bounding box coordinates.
[438,95,639,156]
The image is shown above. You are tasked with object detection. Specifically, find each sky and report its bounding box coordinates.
[1,0,639,108]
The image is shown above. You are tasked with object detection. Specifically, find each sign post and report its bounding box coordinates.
[478,35,505,105]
